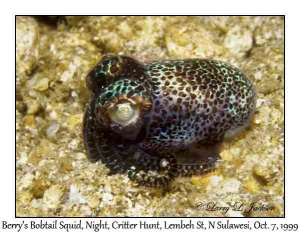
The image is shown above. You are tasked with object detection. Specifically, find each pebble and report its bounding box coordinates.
[18,152,28,165]
[31,199,41,208]
[187,192,202,208]
[32,178,51,199]
[87,195,100,209]
[21,173,35,189]
[206,175,223,194]
[165,24,221,58]
[254,17,284,46]
[19,191,33,205]
[100,193,114,206]
[244,177,261,194]
[256,98,266,108]
[68,139,79,149]
[16,101,27,113]
[224,26,253,56]
[76,153,86,160]
[26,126,38,135]
[43,185,64,209]
[69,184,87,204]
[71,91,78,97]
[34,78,49,91]
[67,114,82,128]
[46,123,60,137]
[209,176,222,187]
[243,46,283,94]
[16,16,39,75]
[49,111,57,119]
[104,185,112,193]
[219,178,241,194]
[24,115,36,127]
[26,100,41,115]
[255,119,261,124]
[253,163,273,185]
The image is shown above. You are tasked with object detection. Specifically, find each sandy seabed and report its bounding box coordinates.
[16,16,284,217]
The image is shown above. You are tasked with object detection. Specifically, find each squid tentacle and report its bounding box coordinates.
[83,98,179,186]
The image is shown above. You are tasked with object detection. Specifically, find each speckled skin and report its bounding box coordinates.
[83,55,256,187]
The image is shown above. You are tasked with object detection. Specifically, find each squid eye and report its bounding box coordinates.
[115,103,133,121]
[107,99,140,126]
[94,78,153,140]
